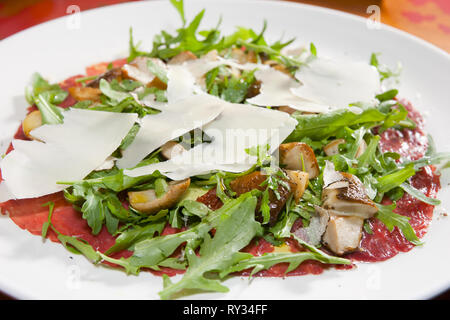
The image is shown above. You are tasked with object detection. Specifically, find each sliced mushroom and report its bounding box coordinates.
[320,162,377,255]
[86,67,122,88]
[68,87,102,101]
[161,141,186,160]
[322,215,364,255]
[229,171,291,225]
[279,142,319,179]
[22,110,42,140]
[323,139,345,156]
[322,172,378,219]
[246,80,261,99]
[146,76,168,90]
[277,106,297,115]
[128,179,190,214]
[263,59,291,76]
[122,57,166,86]
[230,48,257,64]
[168,51,197,65]
[285,170,309,203]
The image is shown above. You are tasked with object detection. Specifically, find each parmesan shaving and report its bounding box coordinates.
[246,68,331,113]
[292,57,381,109]
[124,102,297,180]
[0,109,137,200]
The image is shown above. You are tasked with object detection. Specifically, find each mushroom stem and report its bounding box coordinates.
[128,179,191,214]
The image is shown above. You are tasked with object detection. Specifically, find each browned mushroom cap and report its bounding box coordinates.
[230,48,257,64]
[263,60,291,76]
[246,80,261,99]
[279,142,319,179]
[323,139,346,156]
[22,110,42,140]
[86,67,122,88]
[122,57,166,86]
[322,215,364,256]
[277,106,297,115]
[128,179,190,214]
[229,171,291,226]
[322,172,378,219]
[168,51,198,65]
[68,87,102,101]
[285,170,309,203]
[160,141,186,160]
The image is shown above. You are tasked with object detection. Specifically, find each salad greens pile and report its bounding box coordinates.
[27,0,449,299]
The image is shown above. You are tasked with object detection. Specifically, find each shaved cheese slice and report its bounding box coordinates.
[182,50,265,81]
[132,63,198,108]
[323,160,347,189]
[125,102,297,180]
[122,57,167,85]
[0,109,137,200]
[292,57,380,109]
[116,94,226,169]
[166,65,197,103]
[0,183,14,203]
[95,156,117,171]
[246,68,331,113]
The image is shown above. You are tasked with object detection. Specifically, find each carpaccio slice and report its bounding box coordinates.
[0,67,442,278]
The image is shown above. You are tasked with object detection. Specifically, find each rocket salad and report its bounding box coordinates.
[0,0,449,300]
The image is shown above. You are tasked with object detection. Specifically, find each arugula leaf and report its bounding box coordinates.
[51,226,102,263]
[154,178,169,198]
[357,135,383,173]
[376,89,398,102]
[170,0,186,25]
[219,72,256,103]
[376,164,415,194]
[99,193,256,275]
[128,27,149,62]
[119,123,140,152]
[34,91,65,125]
[99,79,130,103]
[287,106,391,141]
[400,182,441,206]
[375,203,422,245]
[405,152,450,171]
[370,52,402,81]
[158,195,259,299]
[41,201,55,239]
[220,251,346,278]
[270,205,299,239]
[180,199,210,218]
[75,75,98,84]
[309,42,317,57]
[25,72,68,106]
[147,59,168,84]
[63,174,145,235]
[236,40,303,69]
[105,220,166,255]
[81,188,107,235]
[71,100,92,109]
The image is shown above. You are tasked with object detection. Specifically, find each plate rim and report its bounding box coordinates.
[0,0,449,300]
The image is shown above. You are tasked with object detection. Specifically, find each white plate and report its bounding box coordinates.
[0,0,449,300]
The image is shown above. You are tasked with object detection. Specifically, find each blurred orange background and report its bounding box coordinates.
[0,0,449,52]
